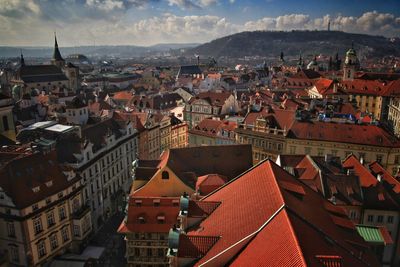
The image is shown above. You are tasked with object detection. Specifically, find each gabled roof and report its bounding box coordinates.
[181,160,379,266]
[342,155,377,187]
[289,120,400,148]
[189,91,232,107]
[164,145,253,188]
[190,119,237,139]
[177,65,202,76]
[369,161,400,194]
[0,150,78,209]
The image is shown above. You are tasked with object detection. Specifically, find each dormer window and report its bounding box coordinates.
[162,171,169,180]
[157,215,165,224]
[138,216,146,224]
[135,199,142,206]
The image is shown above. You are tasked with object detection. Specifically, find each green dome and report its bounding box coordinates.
[346,48,356,56]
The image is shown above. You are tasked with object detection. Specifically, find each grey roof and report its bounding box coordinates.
[177,65,202,76]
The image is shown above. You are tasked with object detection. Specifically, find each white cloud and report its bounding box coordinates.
[0,7,400,46]
[0,0,40,15]
[85,0,124,11]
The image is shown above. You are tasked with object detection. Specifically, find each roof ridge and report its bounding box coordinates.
[285,206,373,266]
[198,204,286,267]
[200,158,272,200]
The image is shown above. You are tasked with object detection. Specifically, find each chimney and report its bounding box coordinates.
[325,154,332,163]
[347,169,355,176]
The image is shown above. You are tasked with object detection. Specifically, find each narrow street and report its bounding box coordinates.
[90,212,126,267]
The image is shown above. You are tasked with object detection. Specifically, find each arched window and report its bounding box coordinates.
[162,171,169,180]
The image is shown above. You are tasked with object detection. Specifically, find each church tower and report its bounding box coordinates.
[51,33,65,68]
[342,43,359,81]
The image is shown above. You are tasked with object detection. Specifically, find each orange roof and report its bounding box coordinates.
[342,155,378,187]
[289,120,400,148]
[340,79,392,96]
[118,196,180,234]
[183,160,379,266]
[369,161,400,194]
[112,91,133,101]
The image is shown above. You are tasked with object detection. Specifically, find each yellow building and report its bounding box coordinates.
[120,145,253,266]
[0,147,92,266]
[0,95,15,142]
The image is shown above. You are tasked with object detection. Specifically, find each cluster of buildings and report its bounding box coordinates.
[1,33,400,266]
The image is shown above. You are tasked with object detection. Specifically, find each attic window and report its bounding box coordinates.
[32,186,40,193]
[153,199,160,206]
[172,199,179,206]
[162,171,169,180]
[138,216,146,224]
[157,215,165,224]
[45,180,53,187]
[135,199,142,206]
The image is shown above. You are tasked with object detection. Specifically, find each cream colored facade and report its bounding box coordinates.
[235,121,400,175]
[0,181,91,266]
[388,97,400,137]
[125,232,169,267]
[349,94,385,120]
[0,97,15,141]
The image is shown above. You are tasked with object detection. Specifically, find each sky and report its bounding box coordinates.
[0,0,399,46]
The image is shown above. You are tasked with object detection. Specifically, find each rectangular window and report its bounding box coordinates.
[387,216,394,224]
[9,246,19,263]
[73,225,81,237]
[37,241,46,258]
[7,222,15,237]
[33,218,43,235]
[61,227,69,243]
[49,234,58,250]
[395,155,400,164]
[376,154,383,164]
[59,206,67,221]
[47,212,56,228]
[367,215,374,222]
[377,215,384,223]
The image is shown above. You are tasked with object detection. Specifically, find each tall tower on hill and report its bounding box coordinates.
[342,43,360,81]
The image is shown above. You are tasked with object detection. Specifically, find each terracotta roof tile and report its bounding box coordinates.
[179,160,379,266]
[177,235,220,258]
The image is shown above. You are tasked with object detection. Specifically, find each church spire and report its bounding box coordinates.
[20,50,25,67]
[52,32,64,62]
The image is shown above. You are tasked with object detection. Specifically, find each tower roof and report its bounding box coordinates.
[53,34,64,62]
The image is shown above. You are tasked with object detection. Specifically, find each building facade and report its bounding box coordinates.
[0,149,92,267]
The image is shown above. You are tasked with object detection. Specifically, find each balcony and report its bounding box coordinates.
[72,205,91,219]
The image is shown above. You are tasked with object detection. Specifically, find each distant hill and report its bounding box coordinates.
[188,30,400,59]
[0,43,200,59]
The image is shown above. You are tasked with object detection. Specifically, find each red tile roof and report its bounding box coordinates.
[368,161,400,194]
[181,160,379,266]
[190,119,237,140]
[189,91,232,107]
[118,196,180,234]
[342,155,377,187]
[339,79,392,96]
[112,91,133,101]
[0,150,79,209]
[178,235,220,258]
[196,174,227,196]
[289,121,400,148]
